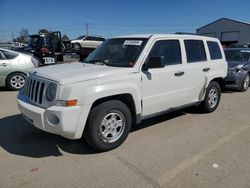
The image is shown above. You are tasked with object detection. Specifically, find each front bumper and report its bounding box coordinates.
[224,70,246,89]
[17,93,83,139]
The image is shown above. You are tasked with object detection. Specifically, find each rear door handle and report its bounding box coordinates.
[203,68,210,72]
[0,63,8,67]
[174,71,185,77]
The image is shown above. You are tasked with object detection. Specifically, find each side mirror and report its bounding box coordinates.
[145,56,165,69]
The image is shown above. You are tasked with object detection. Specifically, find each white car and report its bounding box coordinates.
[0,48,38,90]
[17,34,227,151]
[71,35,105,50]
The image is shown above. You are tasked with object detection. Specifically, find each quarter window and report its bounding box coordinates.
[207,41,222,60]
[184,40,207,63]
[148,40,182,66]
[0,51,5,60]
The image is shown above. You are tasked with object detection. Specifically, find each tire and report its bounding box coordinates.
[57,54,64,63]
[73,43,81,51]
[84,100,132,152]
[198,81,221,113]
[240,74,249,92]
[6,72,26,91]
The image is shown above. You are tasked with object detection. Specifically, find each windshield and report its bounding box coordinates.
[225,49,250,62]
[28,36,53,48]
[28,37,39,47]
[76,35,85,40]
[84,38,148,67]
[39,36,53,48]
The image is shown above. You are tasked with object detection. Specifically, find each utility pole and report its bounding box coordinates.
[11,32,14,42]
[86,23,89,36]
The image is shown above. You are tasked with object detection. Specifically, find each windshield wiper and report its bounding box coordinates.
[85,59,107,65]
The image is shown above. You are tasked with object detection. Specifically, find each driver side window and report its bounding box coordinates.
[148,40,182,66]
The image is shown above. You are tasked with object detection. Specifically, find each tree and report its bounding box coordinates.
[38,28,49,34]
[14,28,29,43]
[62,34,69,41]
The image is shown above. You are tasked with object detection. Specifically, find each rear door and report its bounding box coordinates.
[182,39,209,102]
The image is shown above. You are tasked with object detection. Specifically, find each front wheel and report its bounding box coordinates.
[198,81,221,113]
[6,73,26,91]
[240,74,249,92]
[73,43,81,51]
[84,100,132,152]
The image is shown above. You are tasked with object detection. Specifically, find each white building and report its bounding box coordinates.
[197,18,250,47]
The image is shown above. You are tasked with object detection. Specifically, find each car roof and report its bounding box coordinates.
[0,47,31,56]
[0,47,17,53]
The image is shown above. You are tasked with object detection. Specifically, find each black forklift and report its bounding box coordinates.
[23,31,64,66]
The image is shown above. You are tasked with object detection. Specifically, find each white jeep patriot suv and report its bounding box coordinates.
[17,34,227,151]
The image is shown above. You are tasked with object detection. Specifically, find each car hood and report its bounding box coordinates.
[227,61,246,68]
[29,62,133,85]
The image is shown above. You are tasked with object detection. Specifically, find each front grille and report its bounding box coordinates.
[25,77,45,104]
[24,75,57,108]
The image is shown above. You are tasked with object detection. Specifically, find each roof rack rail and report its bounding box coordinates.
[175,32,197,35]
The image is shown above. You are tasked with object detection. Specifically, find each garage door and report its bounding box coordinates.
[221,32,239,42]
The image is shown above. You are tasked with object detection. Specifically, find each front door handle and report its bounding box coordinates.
[203,67,210,72]
[0,63,8,67]
[174,71,185,77]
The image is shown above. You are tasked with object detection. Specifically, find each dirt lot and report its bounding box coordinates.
[0,88,250,188]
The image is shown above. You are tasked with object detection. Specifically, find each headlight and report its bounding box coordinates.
[230,64,244,73]
[236,64,244,70]
[46,83,57,102]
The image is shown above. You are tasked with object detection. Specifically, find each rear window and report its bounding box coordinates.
[2,50,18,59]
[207,41,222,60]
[184,40,207,63]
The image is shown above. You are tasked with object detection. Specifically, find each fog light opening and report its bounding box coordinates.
[46,114,60,126]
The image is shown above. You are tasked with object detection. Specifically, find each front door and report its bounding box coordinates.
[0,50,11,83]
[141,39,190,116]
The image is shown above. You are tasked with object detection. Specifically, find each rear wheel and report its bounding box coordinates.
[240,74,249,92]
[6,73,26,91]
[84,100,132,152]
[198,81,221,113]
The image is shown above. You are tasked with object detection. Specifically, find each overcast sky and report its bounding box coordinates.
[0,0,250,41]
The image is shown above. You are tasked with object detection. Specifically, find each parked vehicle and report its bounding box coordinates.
[229,43,250,48]
[17,34,227,151]
[0,48,38,90]
[71,35,105,50]
[71,35,105,61]
[224,48,250,91]
[18,31,64,66]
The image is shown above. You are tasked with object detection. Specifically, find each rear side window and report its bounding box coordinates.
[2,50,18,59]
[148,40,182,66]
[184,40,207,63]
[207,41,222,60]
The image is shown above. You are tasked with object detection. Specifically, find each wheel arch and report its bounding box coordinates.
[90,93,138,125]
[210,77,225,90]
